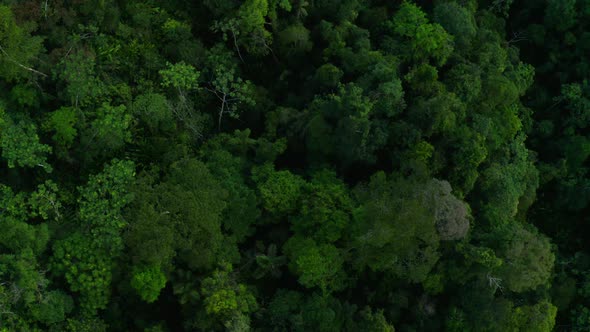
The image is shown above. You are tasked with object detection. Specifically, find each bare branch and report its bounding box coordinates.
[0,44,48,78]
[231,30,245,63]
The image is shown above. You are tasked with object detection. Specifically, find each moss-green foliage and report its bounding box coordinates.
[200,263,258,330]
[51,233,112,314]
[283,236,345,293]
[254,163,305,216]
[130,265,167,303]
[44,107,78,149]
[388,2,454,66]
[0,113,52,171]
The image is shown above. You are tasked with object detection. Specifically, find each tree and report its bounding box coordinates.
[512,300,557,332]
[444,126,488,196]
[252,243,286,279]
[304,84,381,168]
[30,291,74,326]
[313,64,344,90]
[489,0,514,17]
[131,93,175,135]
[203,148,260,242]
[159,62,206,138]
[80,102,132,160]
[0,183,28,222]
[433,2,476,49]
[298,293,346,332]
[125,158,231,271]
[0,112,52,172]
[449,286,557,331]
[29,180,62,221]
[266,289,304,329]
[283,236,346,293]
[267,291,346,332]
[354,307,395,332]
[159,61,200,93]
[406,90,465,137]
[423,179,470,241]
[159,158,231,269]
[352,172,441,282]
[572,306,590,332]
[544,0,577,32]
[44,107,78,149]
[253,163,304,217]
[276,23,313,59]
[62,317,108,332]
[124,182,176,269]
[200,263,257,329]
[290,170,354,243]
[495,223,555,292]
[212,0,273,57]
[51,232,112,314]
[205,62,256,130]
[404,63,443,97]
[0,5,44,81]
[130,265,167,303]
[55,51,105,108]
[444,63,482,104]
[0,183,61,327]
[388,2,454,66]
[51,159,135,314]
[0,249,72,329]
[476,136,539,226]
[77,159,135,251]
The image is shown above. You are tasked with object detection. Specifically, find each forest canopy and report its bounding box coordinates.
[0,0,587,331]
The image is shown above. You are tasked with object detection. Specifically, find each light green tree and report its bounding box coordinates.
[131,265,167,303]
[390,2,454,66]
[283,236,345,293]
[44,107,78,149]
[29,180,62,221]
[201,263,258,328]
[0,112,52,172]
[212,0,273,57]
[205,64,256,130]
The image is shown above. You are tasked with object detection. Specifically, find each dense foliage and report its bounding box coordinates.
[0,0,584,330]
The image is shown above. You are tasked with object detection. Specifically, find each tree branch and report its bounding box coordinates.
[0,44,48,78]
